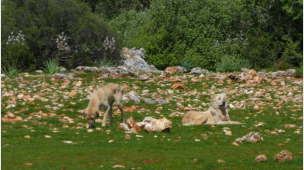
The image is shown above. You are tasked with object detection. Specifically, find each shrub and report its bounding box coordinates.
[1,0,121,71]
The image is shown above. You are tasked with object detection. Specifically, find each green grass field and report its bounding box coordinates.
[1,71,303,169]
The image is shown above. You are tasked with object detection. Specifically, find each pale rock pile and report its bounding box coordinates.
[228,68,263,86]
[1,112,23,123]
[118,116,172,133]
[235,132,264,143]
[120,47,159,72]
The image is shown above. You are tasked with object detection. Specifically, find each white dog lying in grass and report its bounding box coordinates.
[83,83,124,127]
[182,93,241,125]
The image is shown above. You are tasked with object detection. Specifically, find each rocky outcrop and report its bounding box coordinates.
[119,47,151,72]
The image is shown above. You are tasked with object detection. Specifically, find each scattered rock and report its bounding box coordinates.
[139,74,149,81]
[142,98,156,104]
[235,132,263,143]
[125,134,131,139]
[118,123,130,131]
[35,70,43,73]
[112,164,126,168]
[190,67,208,74]
[225,131,232,136]
[68,91,77,97]
[144,117,172,133]
[126,117,141,133]
[255,155,267,162]
[274,150,293,162]
[127,91,141,103]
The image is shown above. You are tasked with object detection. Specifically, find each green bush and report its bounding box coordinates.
[124,0,249,70]
[1,0,121,71]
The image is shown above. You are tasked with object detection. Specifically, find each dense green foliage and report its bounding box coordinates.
[1,0,302,71]
[1,0,121,71]
[109,0,302,70]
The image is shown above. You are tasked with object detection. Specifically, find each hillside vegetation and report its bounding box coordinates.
[1,0,303,71]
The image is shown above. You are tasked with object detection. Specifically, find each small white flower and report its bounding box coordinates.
[62,32,64,35]
[11,32,13,35]
[6,42,9,45]
[22,43,24,46]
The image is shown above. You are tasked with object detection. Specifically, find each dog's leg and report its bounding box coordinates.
[118,103,124,123]
[109,105,114,127]
[102,105,110,127]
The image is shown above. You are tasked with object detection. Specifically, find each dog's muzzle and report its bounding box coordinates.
[219,102,226,106]
[88,118,95,126]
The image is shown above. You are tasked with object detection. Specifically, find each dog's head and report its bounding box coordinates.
[211,93,228,109]
[83,107,99,127]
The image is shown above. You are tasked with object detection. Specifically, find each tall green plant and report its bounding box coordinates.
[43,58,61,74]
[1,65,20,77]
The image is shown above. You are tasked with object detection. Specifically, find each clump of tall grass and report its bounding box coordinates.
[95,57,117,67]
[216,55,252,72]
[180,58,193,72]
[1,65,20,77]
[43,58,61,74]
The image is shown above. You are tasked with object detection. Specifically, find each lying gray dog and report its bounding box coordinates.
[83,83,124,127]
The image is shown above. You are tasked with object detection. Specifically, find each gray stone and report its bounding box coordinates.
[155,98,167,104]
[177,66,187,73]
[52,73,74,79]
[190,67,208,74]
[139,74,149,81]
[150,65,157,71]
[127,91,141,103]
[286,69,296,76]
[60,68,66,72]
[142,98,156,104]
[122,57,150,72]
[35,70,43,73]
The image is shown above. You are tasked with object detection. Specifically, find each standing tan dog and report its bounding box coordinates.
[182,93,241,125]
[83,83,124,127]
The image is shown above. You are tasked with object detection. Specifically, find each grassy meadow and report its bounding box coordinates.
[1,71,303,169]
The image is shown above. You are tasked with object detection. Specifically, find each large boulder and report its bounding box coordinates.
[119,47,151,72]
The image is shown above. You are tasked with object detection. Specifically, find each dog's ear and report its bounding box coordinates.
[221,93,228,102]
[120,85,125,92]
[83,111,86,118]
[211,94,217,101]
[95,111,99,118]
